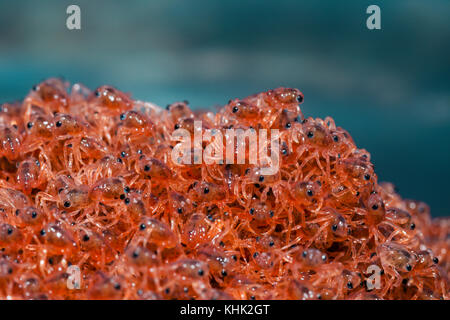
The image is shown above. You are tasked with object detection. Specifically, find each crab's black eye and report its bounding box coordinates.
[410,223,415,230]
[120,151,127,158]
[114,283,121,290]
[27,122,33,129]
[55,121,62,127]
[269,240,274,247]
[433,257,439,264]
[116,158,122,163]
[285,122,291,129]
[119,194,125,200]
[249,208,255,215]
[321,255,327,261]
[269,211,274,217]
[371,204,379,210]
[82,234,90,242]
[198,269,204,276]
[139,223,146,230]
[258,176,264,182]
[406,264,412,272]
[31,211,37,219]
[177,208,183,214]
[174,124,180,130]
[64,201,71,208]
[306,189,313,197]
[40,229,46,236]
[32,85,38,91]
[333,135,339,142]
[120,113,126,120]
[221,270,227,277]
[7,227,13,235]
[364,174,371,181]
[281,148,287,155]
[124,198,130,205]
[203,187,209,194]
[332,224,338,232]
[302,251,307,258]
[144,165,150,172]
[297,95,303,103]
[307,131,314,138]
[347,282,353,289]
[124,186,130,193]
[232,106,238,113]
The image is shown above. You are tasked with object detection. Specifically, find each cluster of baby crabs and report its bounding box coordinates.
[0,78,448,299]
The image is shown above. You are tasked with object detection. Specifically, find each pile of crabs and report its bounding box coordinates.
[0,78,448,299]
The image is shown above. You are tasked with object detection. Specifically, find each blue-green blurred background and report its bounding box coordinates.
[0,0,449,216]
